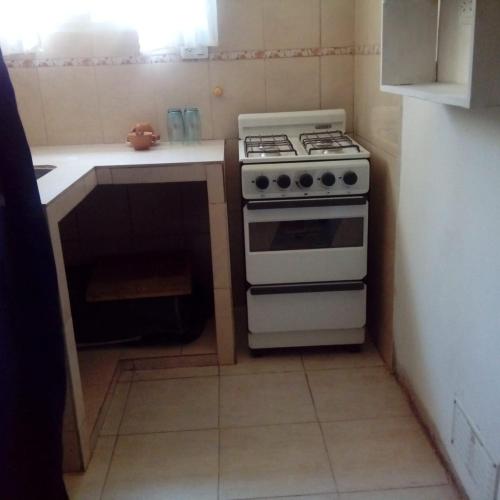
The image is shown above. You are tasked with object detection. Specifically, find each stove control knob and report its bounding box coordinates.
[321,172,336,187]
[343,171,358,186]
[299,173,314,189]
[277,174,291,189]
[255,175,270,190]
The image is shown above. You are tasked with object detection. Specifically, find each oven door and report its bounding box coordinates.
[247,281,366,333]
[244,196,368,285]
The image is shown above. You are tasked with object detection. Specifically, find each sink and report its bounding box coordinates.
[34,165,56,179]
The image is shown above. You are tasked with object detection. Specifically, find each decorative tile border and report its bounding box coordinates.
[354,44,381,55]
[209,46,354,61]
[4,45,379,68]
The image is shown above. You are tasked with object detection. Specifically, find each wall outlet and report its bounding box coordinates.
[459,0,474,25]
[452,400,498,500]
[180,47,209,60]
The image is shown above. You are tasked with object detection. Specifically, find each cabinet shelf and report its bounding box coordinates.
[380,82,469,108]
[380,0,500,109]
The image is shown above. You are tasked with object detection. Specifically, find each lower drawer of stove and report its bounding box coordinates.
[247,281,366,334]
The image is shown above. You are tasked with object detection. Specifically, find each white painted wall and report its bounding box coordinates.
[394,97,500,499]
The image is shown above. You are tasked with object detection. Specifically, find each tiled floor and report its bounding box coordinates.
[65,340,461,500]
[77,320,218,435]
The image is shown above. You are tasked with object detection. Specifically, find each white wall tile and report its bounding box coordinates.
[218,0,265,50]
[38,66,103,145]
[153,62,213,140]
[263,0,321,49]
[210,60,266,139]
[354,0,382,46]
[42,32,93,58]
[354,55,401,156]
[95,64,158,143]
[92,30,140,57]
[8,68,47,146]
[321,55,354,131]
[266,57,320,112]
[321,0,355,47]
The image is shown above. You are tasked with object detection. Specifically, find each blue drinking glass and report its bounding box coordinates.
[167,108,185,142]
[184,107,202,142]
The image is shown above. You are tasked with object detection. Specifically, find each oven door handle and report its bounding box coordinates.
[246,196,367,210]
[250,282,365,295]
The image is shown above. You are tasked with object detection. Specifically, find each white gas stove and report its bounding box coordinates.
[239,110,370,200]
[239,110,370,350]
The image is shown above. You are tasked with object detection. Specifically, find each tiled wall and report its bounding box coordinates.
[353,0,402,366]
[7,0,355,146]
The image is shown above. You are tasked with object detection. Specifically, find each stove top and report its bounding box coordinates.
[244,134,298,158]
[238,110,369,164]
[300,131,361,156]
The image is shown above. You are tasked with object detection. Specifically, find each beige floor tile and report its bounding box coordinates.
[78,348,122,386]
[308,367,411,421]
[64,436,115,500]
[100,382,130,436]
[220,372,316,428]
[220,333,303,376]
[181,320,217,355]
[119,344,182,360]
[339,485,459,500]
[101,430,218,500]
[323,417,449,492]
[118,370,134,382]
[220,423,335,499]
[302,341,383,371]
[120,377,218,434]
[134,365,219,382]
[258,495,338,500]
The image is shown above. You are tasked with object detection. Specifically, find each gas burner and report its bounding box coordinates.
[300,131,361,156]
[244,134,298,158]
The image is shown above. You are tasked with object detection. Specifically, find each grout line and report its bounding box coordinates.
[239,482,457,499]
[304,369,339,496]
[303,363,384,372]
[206,58,216,140]
[318,0,323,49]
[98,377,133,500]
[115,418,322,438]
[318,413,415,426]
[132,373,219,385]
[335,482,455,496]
[33,66,49,145]
[133,372,219,383]
[92,65,105,144]
[238,493,337,500]
[219,368,304,378]
[217,368,222,500]
[318,53,323,109]
[318,0,323,110]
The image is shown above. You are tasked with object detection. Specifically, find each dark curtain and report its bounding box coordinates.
[0,50,68,499]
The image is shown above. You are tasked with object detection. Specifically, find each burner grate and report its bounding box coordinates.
[244,134,298,158]
[300,130,361,155]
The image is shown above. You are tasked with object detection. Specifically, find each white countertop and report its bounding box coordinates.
[33,141,225,206]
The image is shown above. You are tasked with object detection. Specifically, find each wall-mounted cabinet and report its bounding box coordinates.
[380,0,500,108]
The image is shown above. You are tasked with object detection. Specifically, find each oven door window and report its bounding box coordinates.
[249,217,364,252]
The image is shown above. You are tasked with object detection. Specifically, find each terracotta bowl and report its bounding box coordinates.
[127,131,154,151]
